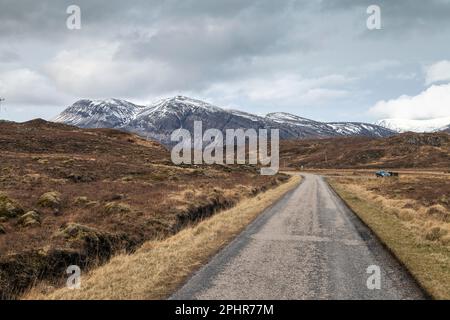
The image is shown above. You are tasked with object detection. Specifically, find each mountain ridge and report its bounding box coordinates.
[375,117,450,133]
[54,96,396,145]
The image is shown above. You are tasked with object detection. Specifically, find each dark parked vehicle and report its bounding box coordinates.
[376,170,390,177]
[375,170,399,178]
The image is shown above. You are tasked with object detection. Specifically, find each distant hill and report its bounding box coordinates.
[280,132,450,169]
[375,117,450,133]
[53,96,396,146]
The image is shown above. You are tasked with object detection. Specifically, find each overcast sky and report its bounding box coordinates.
[1,0,450,122]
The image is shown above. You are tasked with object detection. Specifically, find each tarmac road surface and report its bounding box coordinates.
[171,173,426,300]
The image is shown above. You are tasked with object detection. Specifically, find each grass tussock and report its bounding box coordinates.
[328,176,450,299]
[25,175,301,300]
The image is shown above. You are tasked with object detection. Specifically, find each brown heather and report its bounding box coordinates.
[0,119,289,299]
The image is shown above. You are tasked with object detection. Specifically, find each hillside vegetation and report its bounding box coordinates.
[281,132,450,169]
[0,119,288,299]
[26,176,301,300]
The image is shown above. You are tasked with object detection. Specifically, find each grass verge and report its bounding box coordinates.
[25,175,301,300]
[329,180,450,300]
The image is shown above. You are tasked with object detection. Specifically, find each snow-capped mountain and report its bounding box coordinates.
[375,117,450,133]
[53,96,396,145]
[327,122,394,137]
[265,112,337,137]
[53,99,144,128]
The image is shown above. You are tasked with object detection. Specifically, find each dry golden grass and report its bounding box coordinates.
[25,175,301,300]
[328,177,450,299]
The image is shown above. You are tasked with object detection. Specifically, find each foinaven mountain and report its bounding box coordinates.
[53,96,395,146]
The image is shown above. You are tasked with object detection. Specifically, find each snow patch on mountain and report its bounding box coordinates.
[53,99,144,128]
[228,109,264,122]
[266,112,321,125]
[327,122,390,137]
[375,117,450,133]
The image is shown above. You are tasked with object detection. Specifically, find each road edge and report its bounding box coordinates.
[27,175,302,300]
[170,174,306,299]
[326,178,432,300]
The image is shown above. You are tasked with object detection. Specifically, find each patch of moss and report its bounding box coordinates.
[74,196,89,206]
[104,202,131,214]
[0,193,24,219]
[18,211,41,228]
[57,223,99,241]
[74,196,98,208]
[37,191,61,208]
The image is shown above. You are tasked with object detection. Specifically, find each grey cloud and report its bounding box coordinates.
[0,50,20,62]
[0,0,449,122]
[320,0,450,32]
